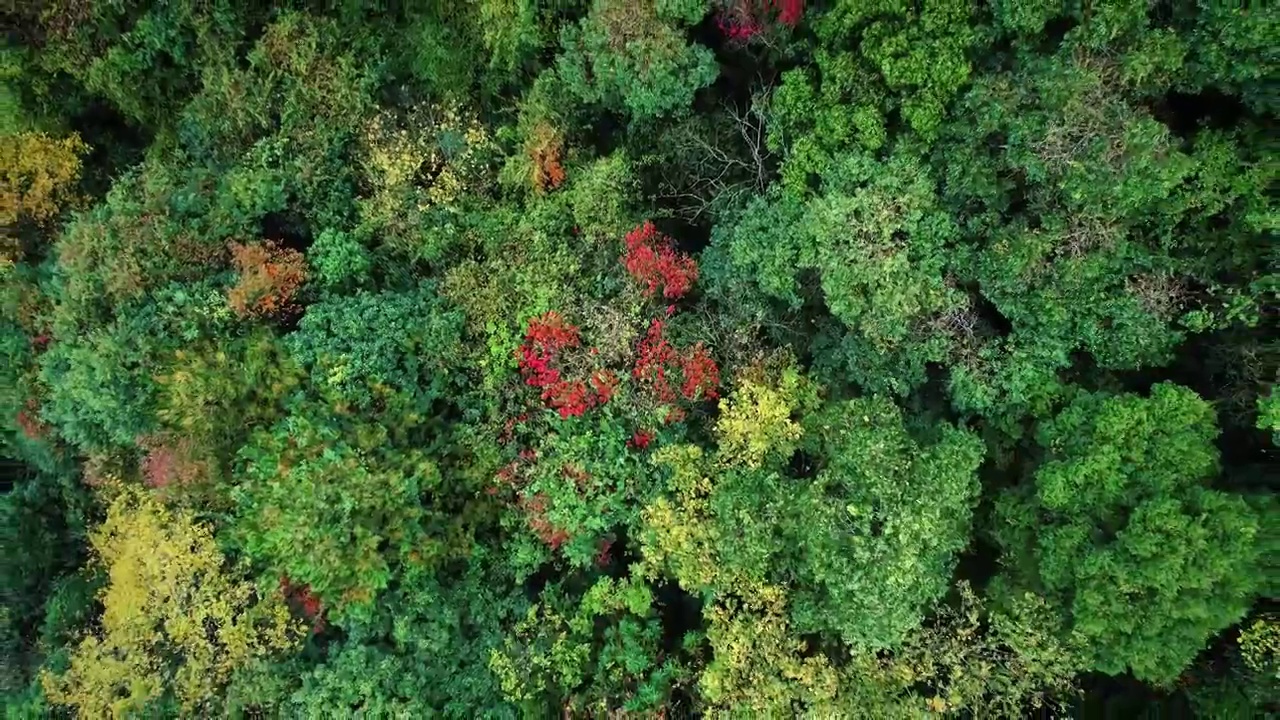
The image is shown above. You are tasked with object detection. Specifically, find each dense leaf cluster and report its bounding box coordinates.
[2,0,1275,716]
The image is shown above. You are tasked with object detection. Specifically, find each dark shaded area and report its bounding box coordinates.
[70,101,150,199]
[1153,89,1246,139]
[261,210,314,253]
[786,449,818,480]
[0,457,35,495]
[1072,674,1191,719]
[970,290,1014,338]
[653,581,704,655]
[656,216,712,255]
[1041,16,1080,49]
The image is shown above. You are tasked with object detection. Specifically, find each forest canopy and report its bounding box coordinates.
[2,0,1277,717]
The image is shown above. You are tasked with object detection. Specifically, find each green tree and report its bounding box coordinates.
[643,397,984,650]
[994,384,1266,684]
[707,148,962,397]
[233,412,437,622]
[557,0,717,120]
[285,285,465,411]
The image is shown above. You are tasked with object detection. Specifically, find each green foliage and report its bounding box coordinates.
[233,413,437,622]
[1259,386,1280,444]
[0,463,91,699]
[6,0,1275,715]
[643,397,984,649]
[285,285,464,410]
[508,412,660,569]
[995,384,1266,684]
[790,397,985,647]
[557,0,718,119]
[491,575,688,714]
[709,148,961,396]
[306,228,371,291]
[771,0,984,177]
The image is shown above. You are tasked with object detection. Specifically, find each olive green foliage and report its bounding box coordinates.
[491,576,689,715]
[4,0,1275,716]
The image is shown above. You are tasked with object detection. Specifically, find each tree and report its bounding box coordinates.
[490,576,689,715]
[41,487,299,717]
[697,587,846,715]
[788,397,985,648]
[557,0,718,120]
[284,285,465,411]
[642,396,984,649]
[707,148,962,397]
[714,352,814,469]
[769,0,984,178]
[0,131,86,264]
[233,413,437,622]
[994,383,1266,684]
[226,240,307,319]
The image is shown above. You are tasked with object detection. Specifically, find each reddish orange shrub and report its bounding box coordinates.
[528,122,567,193]
[227,240,306,318]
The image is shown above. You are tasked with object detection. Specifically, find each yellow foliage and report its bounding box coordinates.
[1239,615,1279,678]
[638,445,723,592]
[0,131,86,227]
[358,103,494,240]
[41,488,301,717]
[639,445,779,600]
[0,130,86,270]
[714,353,813,469]
[715,378,803,469]
[699,589,845,715]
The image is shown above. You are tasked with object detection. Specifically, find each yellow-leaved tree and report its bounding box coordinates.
[0,130,86,226]
[41,487,300,717]
[714,352,813,469]
[0,130,87,269]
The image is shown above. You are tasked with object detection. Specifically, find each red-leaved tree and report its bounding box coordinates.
[227,240,306,318]
[623,221,698,300]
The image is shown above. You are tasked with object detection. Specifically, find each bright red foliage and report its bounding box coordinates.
[628,429,654,450]
[681,344,721,401]
[776,0,804,25]
[279,575,325,634]
[590,370,619,404]
[716,0,803,40]
[623,221,698,300]
[632,320,721,417]
[518,311,581,389]
[633,319,681,405]
[518,314,618,417]
[543,379,594,418]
